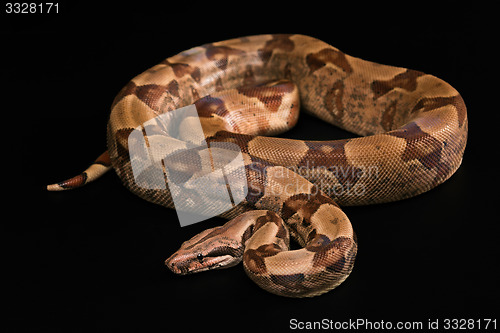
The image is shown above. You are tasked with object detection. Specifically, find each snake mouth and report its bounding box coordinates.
[165,254,236,275]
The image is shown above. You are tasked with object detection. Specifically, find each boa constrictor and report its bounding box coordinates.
[47,34,468,297]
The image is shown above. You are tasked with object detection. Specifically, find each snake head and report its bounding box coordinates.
[165,227,244,275]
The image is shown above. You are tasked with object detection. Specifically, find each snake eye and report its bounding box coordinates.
[197,253,204,262]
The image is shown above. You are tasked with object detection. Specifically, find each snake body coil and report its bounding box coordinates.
[48,35,467,297]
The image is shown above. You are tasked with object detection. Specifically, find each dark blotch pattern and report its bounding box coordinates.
[134,83,176,112]
[281,191,336,223]
[237,81,296,112]
[162,59,201,82]
[195,95,229,118]
[305,234,332,252]
[111,81,137,108]
[381,100,398,131]
[242,159,270,205]
[241,224,254,244]
[299,140,362,187]
[258,34,295,64]
[244,243,282,274]
[306,48,353,74]
[311,236,353,268]
[111,127,134,177]
[325,255,346,273]
[203,45,245,70]
[254,211,288,240]
[411,95,467,128]
[59,172,88,189]
[371,69,424,99]
[324,80,345,120]
[388,122,443,170]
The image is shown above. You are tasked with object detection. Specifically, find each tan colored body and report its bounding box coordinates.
[49,35,467,297]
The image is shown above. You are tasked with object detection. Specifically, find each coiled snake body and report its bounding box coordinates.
[48,34,467,297]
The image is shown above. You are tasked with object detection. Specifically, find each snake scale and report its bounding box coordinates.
[47,34,468,297]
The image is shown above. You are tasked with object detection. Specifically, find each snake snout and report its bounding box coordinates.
[165,253,190,275]
[166,250,237,274]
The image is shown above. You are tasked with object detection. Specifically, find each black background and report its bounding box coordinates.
[3,2,498,332]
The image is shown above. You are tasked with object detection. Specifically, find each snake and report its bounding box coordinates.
[47,34,468,297]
